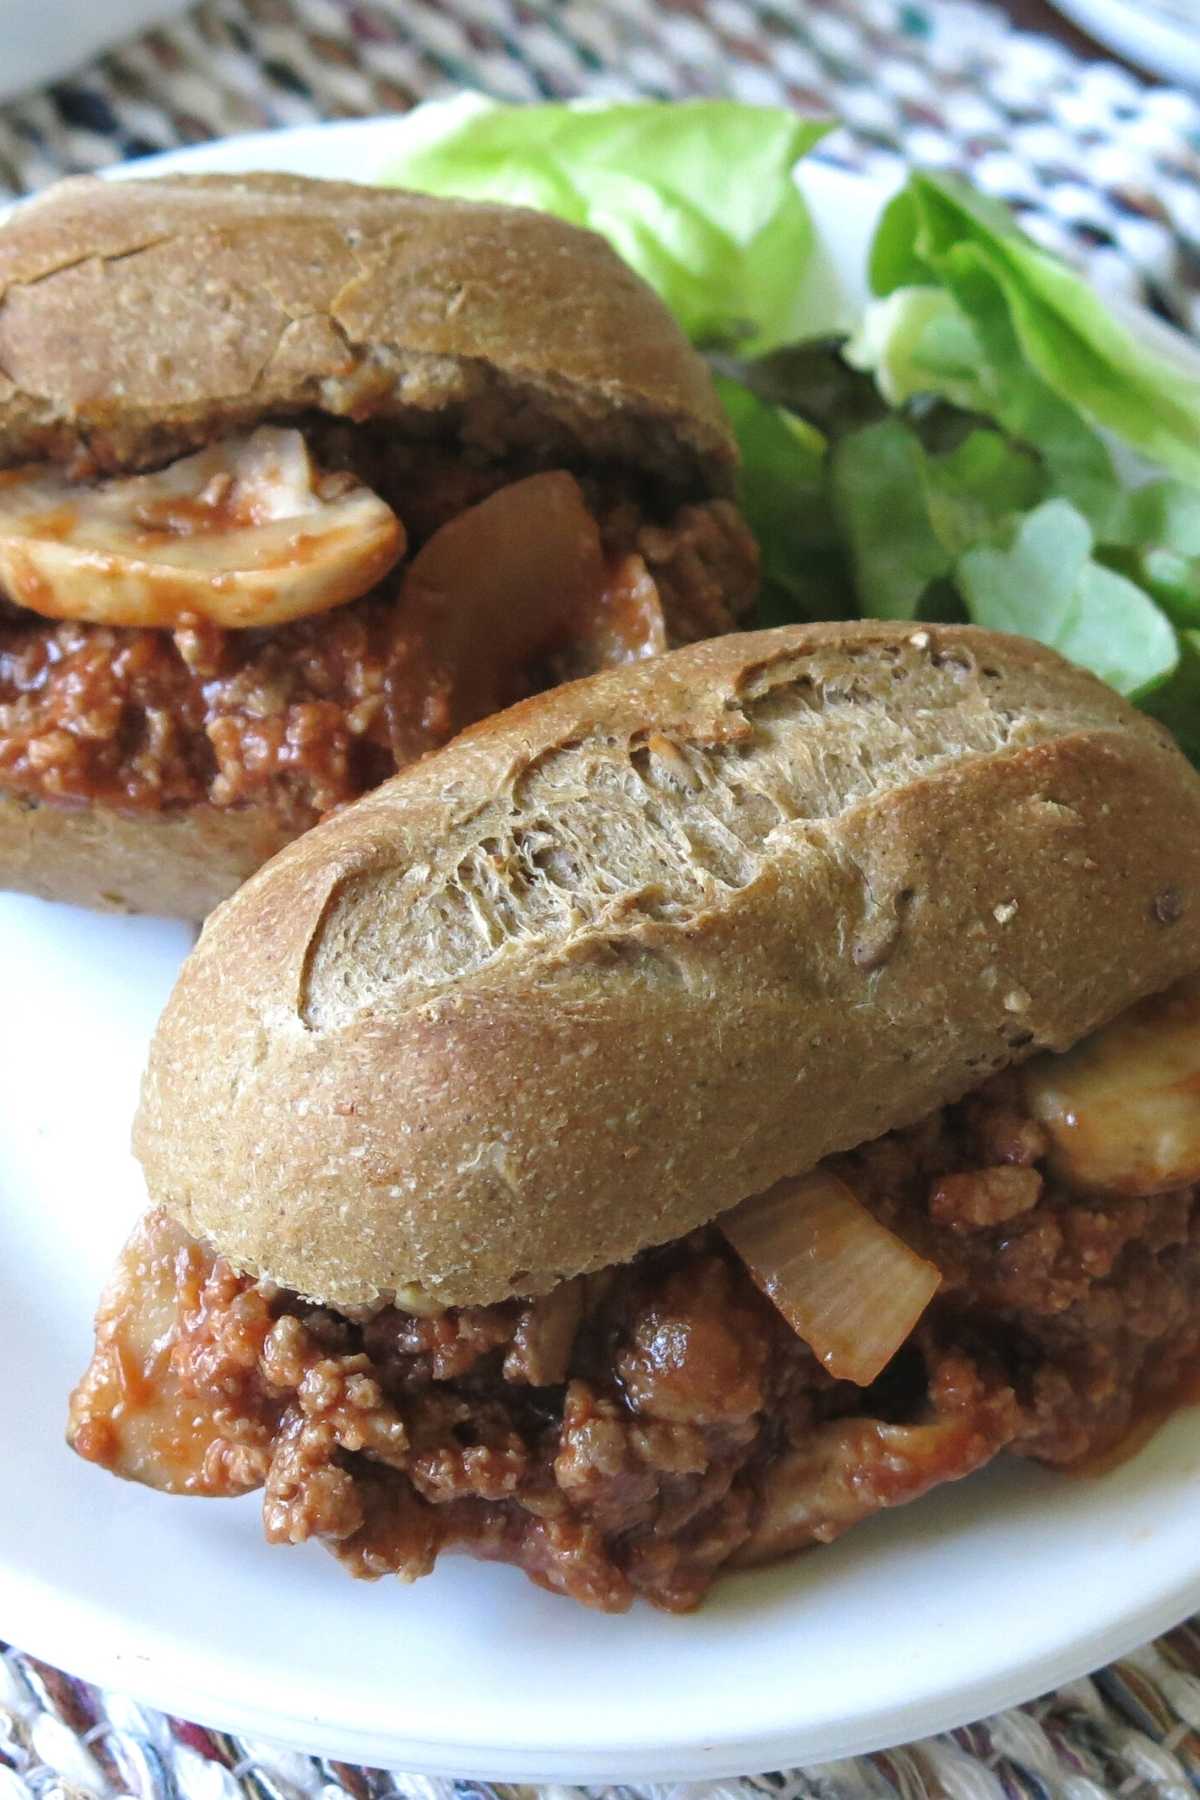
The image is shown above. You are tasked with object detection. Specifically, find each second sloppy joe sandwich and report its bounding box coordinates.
[70,622,1200,1611]
[0,171,756,917]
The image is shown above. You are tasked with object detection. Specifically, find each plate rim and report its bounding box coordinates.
[5,1540,1200,1779]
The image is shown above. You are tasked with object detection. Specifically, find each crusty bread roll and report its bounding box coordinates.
[0,172,748,918]
[0,172,731,489]
[134,621,1200,1309]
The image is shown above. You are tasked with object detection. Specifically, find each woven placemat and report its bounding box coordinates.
[0,0,1198,330]
[7,1626,1200,1800]
[3,0,1200,1793]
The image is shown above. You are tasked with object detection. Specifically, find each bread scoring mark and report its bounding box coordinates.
[294,856,364,1029]
[297,640,1106,1032]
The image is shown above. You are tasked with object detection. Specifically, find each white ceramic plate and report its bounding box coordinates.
[2,119,1200,1784]
[1048,0,1200,88]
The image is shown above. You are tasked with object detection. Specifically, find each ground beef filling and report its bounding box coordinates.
[0,449,756,819]
[69,1067,1200,1611]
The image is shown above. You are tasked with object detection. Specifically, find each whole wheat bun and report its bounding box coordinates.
[0,792,293,918]
[133,621,1200,1310]
[0,171,732,490]
[0,170,739,917]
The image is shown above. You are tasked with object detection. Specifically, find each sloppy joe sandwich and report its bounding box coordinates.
[0,171,756,917]
[69,622,1200,1611]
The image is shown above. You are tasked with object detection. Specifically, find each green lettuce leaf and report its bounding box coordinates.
[1143,628,1200,760]
[868,171,1200,486]
[714,376,852,622]
[845,287,983,411]
[924,429,1046,554]
[1108,480,1200,555]
[849,281,1122,531]
[831,419,1044,619]
[957,498,1179,697]
[1104,545,1200,628]
[1137,549,1200,626]
[831,419,955,619]
[379,96,831,353]
[865,183,1200,703]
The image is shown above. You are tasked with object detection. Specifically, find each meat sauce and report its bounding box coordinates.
[68,1065,1200,1612]
[0,444,757,819]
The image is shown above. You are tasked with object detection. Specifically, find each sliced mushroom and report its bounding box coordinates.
[0,427,404,630]
[1023,973,1200,1197]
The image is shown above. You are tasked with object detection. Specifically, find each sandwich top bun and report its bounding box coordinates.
[134,622,1200,1311]
[0,172,733,490]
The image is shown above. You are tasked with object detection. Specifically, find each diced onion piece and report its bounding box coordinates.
[0,427,404,629]
[1023,973,1200,1198]
[66,1209,243,1494]
[720,1168,941,1387]
[390,470,664,759]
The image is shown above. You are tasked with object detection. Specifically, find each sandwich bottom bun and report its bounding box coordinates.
[0,791,293,917]
[66,622,1200,1610]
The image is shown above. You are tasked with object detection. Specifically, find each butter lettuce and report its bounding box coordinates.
[374,104,1200,751]
[838,168,1200,720]
[847,282,1122,531]
[957,500,1178,697]
[831,420,1044,620]
[831,419,954,620]
[867,173,1200,485]
[380,96,831,353]
[831,423,1178,696]
[714,376,852,622]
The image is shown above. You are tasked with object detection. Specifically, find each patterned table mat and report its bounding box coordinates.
[0,0,1198,331]
[4,0,1200,1795]
[9,1625,1200,1800]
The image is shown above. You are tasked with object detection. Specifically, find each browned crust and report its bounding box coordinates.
[0,792,293,917]
[0,172,733,492]
[133,622,1200,1308]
